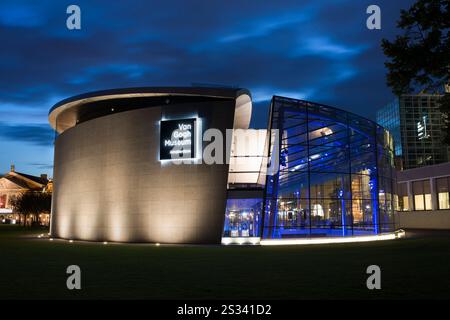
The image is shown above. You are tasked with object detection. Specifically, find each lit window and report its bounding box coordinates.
[413,180,431,211]
[402,196,409,211]
[436,177,450,210]
[397,183,408,211]
[414,195,425,211]
[438,192,450,210]
[0,195,6,209]
[424,194,432,210]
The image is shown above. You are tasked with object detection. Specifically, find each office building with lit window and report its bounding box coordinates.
[377,94,448,169]
[396,162,450,229]
[49,87,398,245]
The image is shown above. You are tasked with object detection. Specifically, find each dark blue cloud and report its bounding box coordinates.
[0,0,415,174]
[26,162,54,170]
[0,122,53,146]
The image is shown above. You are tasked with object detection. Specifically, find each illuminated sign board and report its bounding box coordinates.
[160,118,196,160]
[417,115,429,140]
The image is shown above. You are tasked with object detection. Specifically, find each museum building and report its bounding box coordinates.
[48,87,398,244]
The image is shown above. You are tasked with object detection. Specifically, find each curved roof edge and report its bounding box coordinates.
[49,86,251,132]
[272,95,391,133]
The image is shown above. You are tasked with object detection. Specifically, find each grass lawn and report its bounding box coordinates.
[0,225,449,299]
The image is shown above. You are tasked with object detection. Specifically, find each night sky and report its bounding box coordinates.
[0,0,414,176]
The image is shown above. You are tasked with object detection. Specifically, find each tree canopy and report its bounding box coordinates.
[10,192,52,226]
[382,0,450,141]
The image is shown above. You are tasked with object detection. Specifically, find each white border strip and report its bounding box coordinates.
[221,237,260,245]
[260,232,404,246]
[222,230,405,246]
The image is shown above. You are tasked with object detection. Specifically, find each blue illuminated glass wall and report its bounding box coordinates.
[262,96,396,239]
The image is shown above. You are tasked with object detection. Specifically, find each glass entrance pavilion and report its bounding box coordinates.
[223,96,396,242]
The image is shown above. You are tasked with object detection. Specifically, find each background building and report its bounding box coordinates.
[396,162,450,229]
[377,94,448,169]
[0,165,50,225]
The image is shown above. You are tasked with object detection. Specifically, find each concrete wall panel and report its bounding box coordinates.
[396,210,450,229]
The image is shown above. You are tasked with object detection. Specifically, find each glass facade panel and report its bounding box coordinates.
[262,96,396,239]
[377,94,448,169]
[223,199,262,237]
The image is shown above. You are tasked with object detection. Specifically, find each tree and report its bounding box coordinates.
[10,192,52,227]
[381,0,450,142]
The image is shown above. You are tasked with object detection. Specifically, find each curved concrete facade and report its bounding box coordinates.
[49,87,252,244]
